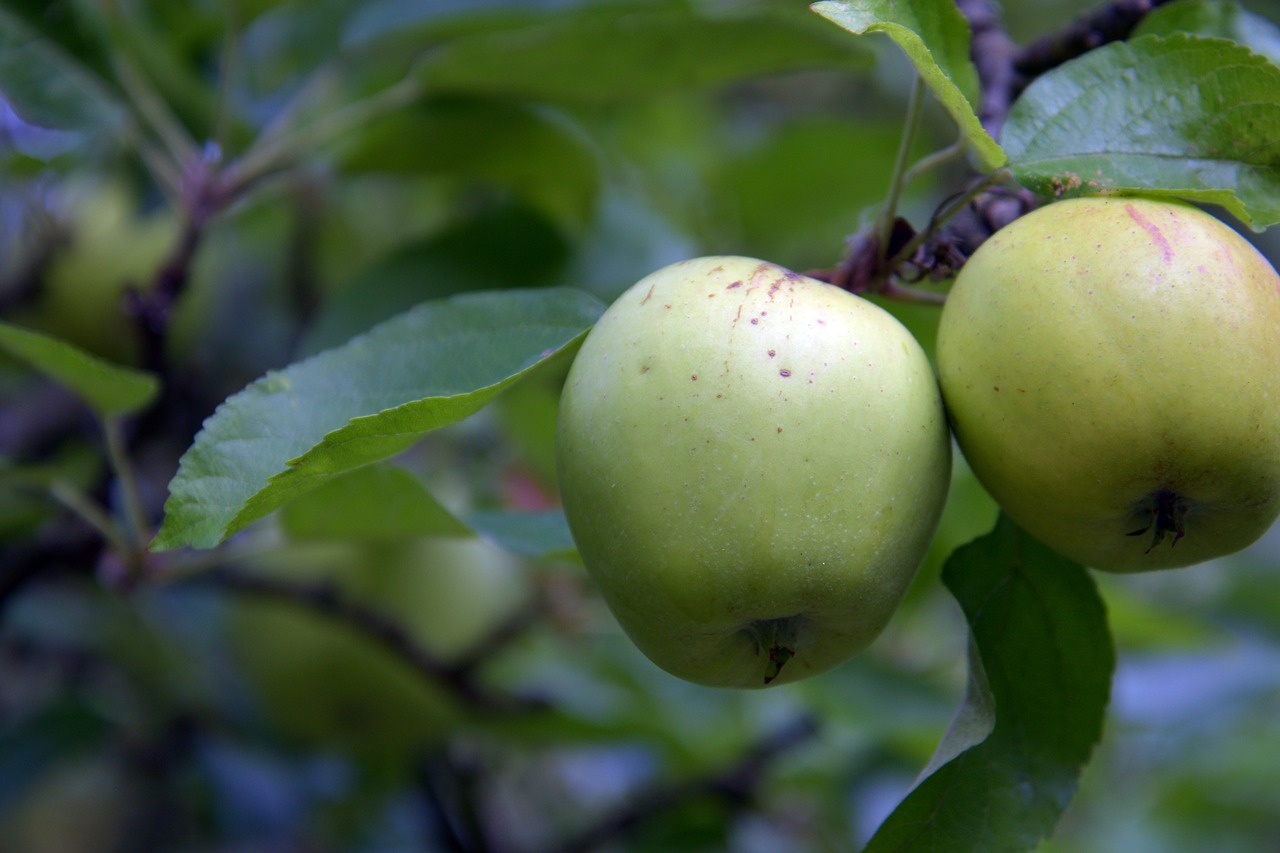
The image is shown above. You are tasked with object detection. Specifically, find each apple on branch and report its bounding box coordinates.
[557,256,952,688]
[937,196,1280,572]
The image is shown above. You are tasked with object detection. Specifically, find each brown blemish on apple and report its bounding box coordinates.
[641,285,654,305]
[1125,203,1173,264]
[727,280,743,289]
[779,369,792,377]
[768,349,776,358]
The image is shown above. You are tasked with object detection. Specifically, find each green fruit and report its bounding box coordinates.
[557,256,951,688]
[230,536,528,755]
[937,196,1280,572]
[25,180,177,364]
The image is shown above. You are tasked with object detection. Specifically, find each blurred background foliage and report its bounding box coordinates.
[1,0,1279,850]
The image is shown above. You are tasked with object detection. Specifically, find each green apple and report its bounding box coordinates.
[557,256,951,688]
[22,180,177,364]
[229,536,529,755]
[937,196,1280,572]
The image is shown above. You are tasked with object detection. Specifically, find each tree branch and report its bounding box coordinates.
[551,715,820,853]
[956,0,1020,140]
[1014,0,1174,79]
[197,565,549,717]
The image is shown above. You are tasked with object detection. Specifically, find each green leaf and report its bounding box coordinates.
[810,0,1006,171]
[0,321,160,418]
[1002,33,1280,230]
[0,7,125,133]
[152,288,604,552]
[278,463,471,542]
[865,515,1114,852]
[1134,0,1280,66]
[466,508,577,559]
[418,6,870,103]
[341,99,600,228]
[912,635,995,783]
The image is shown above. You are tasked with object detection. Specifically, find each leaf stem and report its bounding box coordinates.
[227,71,427,194]
[902,138,967,187]
[111,52,200,168]
[49,480,130,556]
[103,416,150,549]
[876,72,927,253]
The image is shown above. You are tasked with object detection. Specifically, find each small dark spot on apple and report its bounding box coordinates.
[780,369,792,377]
[777,426,783,433]
[727,280,743,289]
[691,374,698,381]
[641,285,655,305]
[750,318,759,325]
[768,349,776,358]
[994,385,1000,391]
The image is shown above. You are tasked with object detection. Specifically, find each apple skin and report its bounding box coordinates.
[936,196,1280,572]
[556,256,951,688]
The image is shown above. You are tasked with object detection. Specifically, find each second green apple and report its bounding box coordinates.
[937,197,1280,572]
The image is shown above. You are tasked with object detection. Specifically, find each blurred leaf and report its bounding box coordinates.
[0,321,160,417]
[301,202,572,356]
[152,288,605,552]
[810,0,1005,171]
[1134,0,1280,65]
[0,7,125,132]
[865,515,1114,852]
[492,349,568,492]
[342,99,600,227]
[1003,34,1280,230]
[0,701,109,817]
[279,463,471,541]
[467,508,576,559]
[713,118,904,269]
[417,6,870,103]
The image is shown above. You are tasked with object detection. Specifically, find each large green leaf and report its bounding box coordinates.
[1003,33,1280,230]
[0,321,159,418]
[810,0,1006,171]
[416,6,870,103]
[1134,0,1280,65]
[0,6,125,133]
[865,516,1114,852]
[152,288,604,552]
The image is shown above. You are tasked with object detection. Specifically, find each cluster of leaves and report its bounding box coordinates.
[1,0,1279,850]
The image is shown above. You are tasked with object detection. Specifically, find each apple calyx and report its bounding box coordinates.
[1126,488,1189,553]
[746,616,801,685]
